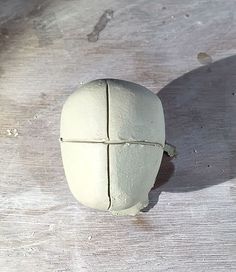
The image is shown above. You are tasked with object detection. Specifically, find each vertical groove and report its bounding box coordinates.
[107,144,111,209]
[105,80,111,209]
[105,79,110,140]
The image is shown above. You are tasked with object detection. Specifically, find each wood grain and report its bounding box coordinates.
[0,0,236,271]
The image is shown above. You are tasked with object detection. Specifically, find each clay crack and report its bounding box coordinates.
[60,138,164,148]
[105,79,111,210]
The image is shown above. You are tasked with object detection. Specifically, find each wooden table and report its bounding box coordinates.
[1,1,236,271]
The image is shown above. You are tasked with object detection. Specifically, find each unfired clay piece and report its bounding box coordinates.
[60,79,165,215]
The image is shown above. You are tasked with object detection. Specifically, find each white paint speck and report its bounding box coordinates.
[88,235,92,241]
[7,128,19,137]
[49,224,55,231]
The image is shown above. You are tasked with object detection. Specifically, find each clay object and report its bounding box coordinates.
[60,79,165,215]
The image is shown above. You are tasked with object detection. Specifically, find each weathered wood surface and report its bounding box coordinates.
[0,1,236,271]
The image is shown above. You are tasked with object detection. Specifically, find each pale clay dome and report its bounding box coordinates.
[60,79,165,215]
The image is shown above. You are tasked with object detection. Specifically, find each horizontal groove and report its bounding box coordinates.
[60,138,164,148]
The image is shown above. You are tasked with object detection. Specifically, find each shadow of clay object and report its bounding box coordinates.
[60,79,165,215]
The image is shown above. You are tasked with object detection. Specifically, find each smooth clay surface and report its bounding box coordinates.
[60,79,165,215]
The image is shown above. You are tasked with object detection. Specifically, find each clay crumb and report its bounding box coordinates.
[88,235,92,241]
[197,52,212,65]
[164,143,177,157]
[193,149,197,153]
[87,9,114,42]
[49,224,55,231]
[7,128,19,137]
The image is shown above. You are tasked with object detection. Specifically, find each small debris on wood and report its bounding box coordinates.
[88,235,92,241]
[197,52,212,65]
[164,143,177,157]
[87,9,114,42]
[6,128,19,137]
[49,224,55,231]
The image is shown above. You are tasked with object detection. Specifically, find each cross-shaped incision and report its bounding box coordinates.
[60,80,173,210]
